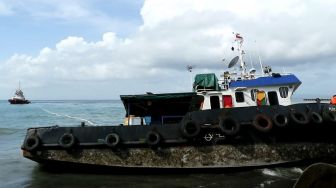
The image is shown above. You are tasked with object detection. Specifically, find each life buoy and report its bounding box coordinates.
[180,121,201,138]
[309,112,323,124]
[289,111,309,125]
[146,131,161,146]
[105,133,120,148]
[273,113,288,127]
[253,114,273,132]
[323,111,336,123]
[330,95,336,105]
[59,133,76,149]
[218,117,241,136]
[24,135,40,151]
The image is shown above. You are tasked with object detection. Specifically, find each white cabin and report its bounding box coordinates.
[195,73,301,110]
[194,33,301,110]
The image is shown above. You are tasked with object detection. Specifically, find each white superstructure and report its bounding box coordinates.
[194,33,301,110]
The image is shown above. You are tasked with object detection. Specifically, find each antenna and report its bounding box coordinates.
[248,52,254,69]
[236,33,246,75]
[255,40,264,76]
[282,67,286,73]
[186,65,195,91]
[186,65,194,72]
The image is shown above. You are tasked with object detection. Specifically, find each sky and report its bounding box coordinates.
[1,0,336,100]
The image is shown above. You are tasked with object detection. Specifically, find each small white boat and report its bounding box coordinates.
[8,82,30,104]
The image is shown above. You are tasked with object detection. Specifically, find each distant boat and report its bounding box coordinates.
[8,82,30,104]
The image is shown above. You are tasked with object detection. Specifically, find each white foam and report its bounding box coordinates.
[255,180,275,188]
[290,167,303,174]
[40,108,99,126]
[262,168,280,177]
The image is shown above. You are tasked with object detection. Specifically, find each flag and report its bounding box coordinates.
[235,33,243,40]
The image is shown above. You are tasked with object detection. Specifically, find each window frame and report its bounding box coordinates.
[250,89,258,101]
[235,92,245,103]
[279,87,289,98]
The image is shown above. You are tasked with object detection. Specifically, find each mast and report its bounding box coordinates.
[234,33,247,78]
[255,40,264,76]
[186,65,195,91]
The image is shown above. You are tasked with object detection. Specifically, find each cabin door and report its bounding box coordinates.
[210,96,220,109]
[268,91,279,106]
[256,91,267,106]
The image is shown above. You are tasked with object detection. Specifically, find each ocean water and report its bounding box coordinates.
[0,100,304,188]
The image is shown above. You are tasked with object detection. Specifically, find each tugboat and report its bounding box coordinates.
[8,82,30,104]
[21,34,336,172]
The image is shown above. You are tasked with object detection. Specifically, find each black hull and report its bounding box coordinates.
[27,154,326,174]
[8,99,30,104]
[23,142,336,173]
[21,102,336,172]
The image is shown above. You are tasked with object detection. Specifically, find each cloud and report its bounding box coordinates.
[0,1,13,15]
[0,0,142,35]
[1,0,336,99]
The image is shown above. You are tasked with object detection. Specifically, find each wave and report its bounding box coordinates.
[0,128,22,136]
[255,180,276,188]
[40,108,99,126]
[262,168,280,177]
[261,167,303,177]
[290,167,303,174]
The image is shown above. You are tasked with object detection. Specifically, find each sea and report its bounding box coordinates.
[0,100,306,188]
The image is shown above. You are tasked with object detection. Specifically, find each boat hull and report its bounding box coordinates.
[21,103,336,172]
[8,99,30,104]
[23,142,336,172]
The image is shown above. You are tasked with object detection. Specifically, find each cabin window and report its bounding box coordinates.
[210,96,220,109]
[222,95,233,108]
[268,91,279,106]
[251,89,258,101]
[279,87,289,98]
[235,92,245,103]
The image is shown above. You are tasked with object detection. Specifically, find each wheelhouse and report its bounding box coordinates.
[194,73,301,110]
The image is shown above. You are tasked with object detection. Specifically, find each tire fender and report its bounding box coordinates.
[323,111,336,123]
[309,112,323,124]
[105,133,120,148]
[180,121,201,138]
[273,113,288,128]
[146,131,161,146]
[290,111,309,125]
[218,117,241,136]
[253,114,273,132]
[24,135,40,151]
[59,133,76,149]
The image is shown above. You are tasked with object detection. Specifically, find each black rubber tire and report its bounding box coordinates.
[273,113,288,128]
[180,121,201,138]
[253,114,273,132]
[59,133,76,149]
[323,111,336,123]
[146,131,161,146]
[290,111,309,125]
[24,135,40,151]
[309,112,323,124]
[105,133,120,148]
[218,117,241,136]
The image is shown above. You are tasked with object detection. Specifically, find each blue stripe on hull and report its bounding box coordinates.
[229,74,301,88]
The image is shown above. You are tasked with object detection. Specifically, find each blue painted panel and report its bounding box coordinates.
[229,74,301,88]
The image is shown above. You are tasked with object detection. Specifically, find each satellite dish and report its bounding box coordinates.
[249,68,256,74]
[228,56,239,68]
